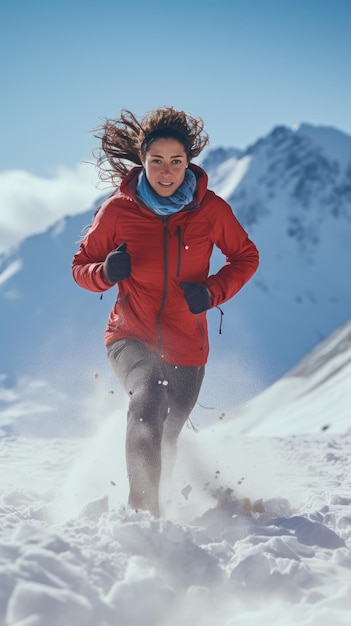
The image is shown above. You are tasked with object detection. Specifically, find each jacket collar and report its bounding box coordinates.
[120,163,209,205]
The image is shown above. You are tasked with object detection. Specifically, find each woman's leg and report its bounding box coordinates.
[107,340,169,516]
[160,363,205,477]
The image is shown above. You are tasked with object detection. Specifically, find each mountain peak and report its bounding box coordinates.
[293,122,351,165]
[201,146,242,171]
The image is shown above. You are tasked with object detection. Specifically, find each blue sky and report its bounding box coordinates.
[1,0,350,176]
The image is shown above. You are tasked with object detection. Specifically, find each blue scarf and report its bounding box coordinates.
[136,168,197,216]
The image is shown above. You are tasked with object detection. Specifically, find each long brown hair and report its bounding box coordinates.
[93,106,209,186]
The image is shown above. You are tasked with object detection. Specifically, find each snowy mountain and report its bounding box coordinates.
[1,122,351,434]
[225,317,351,436]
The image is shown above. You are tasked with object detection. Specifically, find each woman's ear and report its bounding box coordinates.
[139,151,144,166]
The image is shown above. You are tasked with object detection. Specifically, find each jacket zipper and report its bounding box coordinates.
[157,218,169,354]
[196,314,206,352]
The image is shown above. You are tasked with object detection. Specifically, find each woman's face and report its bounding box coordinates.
[141,138,188,197]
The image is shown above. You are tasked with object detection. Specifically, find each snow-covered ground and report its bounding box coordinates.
[1,321,350,626]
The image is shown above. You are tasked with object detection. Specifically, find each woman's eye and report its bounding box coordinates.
[149,158,183,165]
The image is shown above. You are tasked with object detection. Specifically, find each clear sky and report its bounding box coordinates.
[1,0,350,176]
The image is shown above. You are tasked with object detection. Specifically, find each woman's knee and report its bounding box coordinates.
[128,380,169,424]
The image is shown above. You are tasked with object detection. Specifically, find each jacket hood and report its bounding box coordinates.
[119,163,209,205]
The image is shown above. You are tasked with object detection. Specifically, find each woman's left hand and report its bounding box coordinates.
[180,282,211,314]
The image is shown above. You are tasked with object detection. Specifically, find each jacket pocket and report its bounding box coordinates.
[111,292,130,329]
[178,221,213,279]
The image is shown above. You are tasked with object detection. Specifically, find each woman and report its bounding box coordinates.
[72,106,259,517]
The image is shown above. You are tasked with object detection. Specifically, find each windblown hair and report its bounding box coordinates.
[93,106,210,185]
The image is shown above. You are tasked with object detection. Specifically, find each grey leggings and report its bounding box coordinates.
[107,339,205,516]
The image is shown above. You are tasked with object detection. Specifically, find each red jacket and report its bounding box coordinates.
[72,164,259,366]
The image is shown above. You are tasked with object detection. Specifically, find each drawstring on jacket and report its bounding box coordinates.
[187,416,199,432]
[216,305,224,334]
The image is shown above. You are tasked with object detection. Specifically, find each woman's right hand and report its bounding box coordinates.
[103,243,131,283]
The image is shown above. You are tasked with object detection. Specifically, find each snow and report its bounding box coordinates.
[1,322,351,625]
[0,261,22,287]
[226,320,351,436]
[205,154,252,199]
